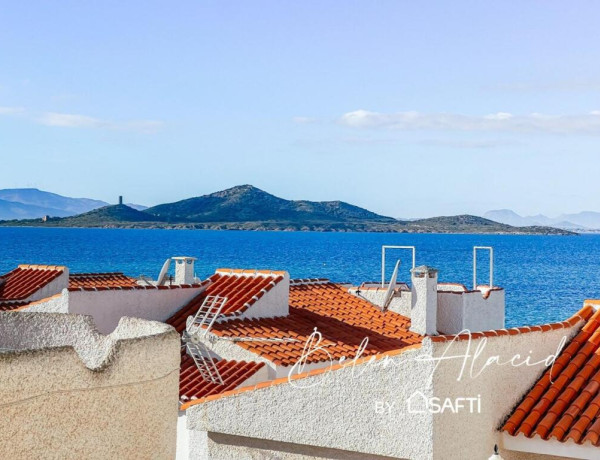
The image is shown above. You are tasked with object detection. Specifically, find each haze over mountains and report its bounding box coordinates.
[0,188,146,220]
[0,185,573,235]
[484,209,600,231]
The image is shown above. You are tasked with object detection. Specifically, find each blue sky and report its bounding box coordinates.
[1,1,599,217]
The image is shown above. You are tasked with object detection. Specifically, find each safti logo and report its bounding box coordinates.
[405,391,481,414]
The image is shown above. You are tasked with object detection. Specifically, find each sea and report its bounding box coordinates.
[2,227,600,328]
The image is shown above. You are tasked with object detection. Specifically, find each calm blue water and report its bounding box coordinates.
[2,227,599,328]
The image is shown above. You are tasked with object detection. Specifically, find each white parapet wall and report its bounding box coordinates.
[186,343,435,460]
[21,291,70,313]
[437,287,505,335]
[67,285,204,333]
[237,272,290,320]
[0,312,181,459]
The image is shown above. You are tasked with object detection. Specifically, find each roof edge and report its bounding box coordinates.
[181,342,422,410]
[430,304,595,343]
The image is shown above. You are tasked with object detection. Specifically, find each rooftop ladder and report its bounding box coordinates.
[186,295,228,336]
[186,342,224,385]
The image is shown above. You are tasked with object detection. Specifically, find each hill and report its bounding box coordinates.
[146,185,395,224]
[10,204,161,228]
[57,205,160,226]
[404,215,569,234]
[0,185,574,234]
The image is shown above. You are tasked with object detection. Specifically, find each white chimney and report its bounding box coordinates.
[410,266,438,336]
[172,257,197,284]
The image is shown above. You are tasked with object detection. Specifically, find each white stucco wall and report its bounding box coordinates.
[68,286,204,333]
[436,289,505,335]
[197,432,405,460]
[187,344,435,460]
[186,316,585,460]
[21,290,69,313]
[0,312,180,459]
[502,432,596,459]
[431,323,582,460]
[177,412,190,460]
[237,273,290,320]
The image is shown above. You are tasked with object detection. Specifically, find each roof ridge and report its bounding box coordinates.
[67,283,204,292]
[289,278,330,286]
[215,268,287,277]
[17,264,66,271]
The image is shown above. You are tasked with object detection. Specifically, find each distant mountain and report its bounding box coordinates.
[0,188,108,217]
[557,211,600,230]
[0,185,573,235]
[483,209,530,227]
[0,198,72,220]
[146,185,396,224]
[0,188,146,219]
[484,209,598,230]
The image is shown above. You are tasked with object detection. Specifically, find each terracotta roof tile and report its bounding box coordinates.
[207,281,422,365]
[502,302,600,446]
[0,300,31,311]
[69,272,138,289]
[167,270,284,333]
[179,352,264,403]
[0,265,65,301]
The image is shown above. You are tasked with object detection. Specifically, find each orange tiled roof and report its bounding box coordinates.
[0,300,31,311]
[167,269,285,332]
[69,272,138,289]
[501,303,600,446]
[208,281,422,366]
[0,265,65,301]
[179,352,264,403]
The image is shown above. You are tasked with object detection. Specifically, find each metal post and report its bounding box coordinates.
[490,247,494,288]
[473,247,477,290]
[381,246,386,287]
[473,246,494,289]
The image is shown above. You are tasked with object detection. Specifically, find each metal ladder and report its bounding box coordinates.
[186,295,228,336]
[186,342,224,385]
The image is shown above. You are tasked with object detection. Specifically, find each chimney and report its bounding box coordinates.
[118,195,123,205]
[410,266,438,336]
[172,257,197,284]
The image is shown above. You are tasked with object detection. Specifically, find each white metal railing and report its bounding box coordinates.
[473,246,494,289]
[381,245,416,287]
